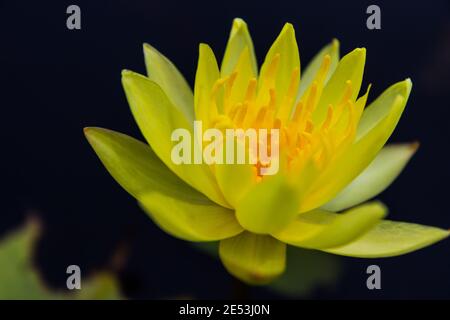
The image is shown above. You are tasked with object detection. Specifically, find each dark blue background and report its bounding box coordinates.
[1,0,450,298]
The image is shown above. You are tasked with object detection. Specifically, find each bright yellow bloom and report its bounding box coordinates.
[85,18,448,284]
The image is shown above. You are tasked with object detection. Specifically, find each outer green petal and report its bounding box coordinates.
[143,44,194,122]
[121,70,228,207]
[324,220,449,258]
[297,39,340,101]
[219,232,286,285]
[273,202,387,249]
[313,48,366,124]
[139,192,243,242]
[221,18,257,77]
[357,79,413,140]
[84,127,191,199]
[300,79,411,212]
[84,127,240,242]
[236,174,299,234]
[323,143,418,212]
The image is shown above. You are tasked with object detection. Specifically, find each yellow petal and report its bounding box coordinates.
[313,48,366,125]
[219,232,286,284]
[221,18,257,77]
[300,79,411,212]
[325,220,449,258]
[139,192,243,242]
[228,47,257,108]
[215,163,257,209]
[323,143,418,212]
[143,44,194,122]
[194,44,220,124]
[258,23,300,113]
[357,79,413,140]
[354,84,372,122]
[235,174,299,234]
[121,70,228,207]
[273,202,386,249]
[297,39,339,101]
[214,137,259,208]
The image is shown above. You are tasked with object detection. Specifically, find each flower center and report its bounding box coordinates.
[206,54,358,178]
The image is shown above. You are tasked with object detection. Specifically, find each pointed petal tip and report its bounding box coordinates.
[121,69,148,85]
[344,47,365,61]
[404,78,413,90]
[198,43,212,52]
[84,126,103,146]
[232,17,247,28]
[83,126,92,134]
[332,38,340,48]
[325,220,450,258]
[121,69,135,86]
[377,79,412,106]
[121,69,133,77]
[354,47,366,56]
[142,42,155,54]
[282,22,295,35]
[410,141,420,153]
[83,126,109,140]
[83,126,98,139]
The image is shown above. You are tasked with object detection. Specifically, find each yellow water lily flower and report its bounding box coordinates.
[84,18,449,284]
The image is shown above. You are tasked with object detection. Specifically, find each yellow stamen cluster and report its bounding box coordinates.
[207,54,359,177]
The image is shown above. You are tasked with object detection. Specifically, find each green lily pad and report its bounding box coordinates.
[0,219,123,300]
